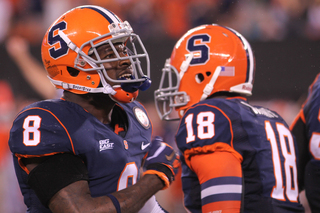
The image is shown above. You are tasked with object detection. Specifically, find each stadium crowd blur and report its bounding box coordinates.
[1,0,320,44]
[0,0,320,212]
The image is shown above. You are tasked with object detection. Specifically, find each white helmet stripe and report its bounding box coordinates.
[225,26,254,85]
[240,36,254,84]
[79,5,121,24]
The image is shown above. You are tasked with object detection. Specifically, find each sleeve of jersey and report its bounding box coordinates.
[180,154,202,213]
[189,151,243,213]
[9,107,75,158]
[176,103,243,212]
[290,109,309,190]
[176,103,241,164]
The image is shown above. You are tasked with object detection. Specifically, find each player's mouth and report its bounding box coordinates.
[118,73,133,80]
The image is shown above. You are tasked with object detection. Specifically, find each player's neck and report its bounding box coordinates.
[208,91,245,99]
[62,91,115,124]
[90,107,113,124]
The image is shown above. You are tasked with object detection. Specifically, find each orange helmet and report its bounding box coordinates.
[154,24,255,120]
[41,5,151,103]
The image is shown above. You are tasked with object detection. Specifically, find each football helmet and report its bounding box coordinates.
[41,5,151,103]
[154,24,255,120]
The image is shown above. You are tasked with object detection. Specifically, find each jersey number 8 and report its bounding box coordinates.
[22,115,42,146]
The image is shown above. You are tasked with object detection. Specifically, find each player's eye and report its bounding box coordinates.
[104,53,115,59]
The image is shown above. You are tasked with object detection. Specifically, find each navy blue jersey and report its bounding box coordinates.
[9,99,153,212]
[176,97,304,213]
[291,73,320,212]
[301,73,320,165]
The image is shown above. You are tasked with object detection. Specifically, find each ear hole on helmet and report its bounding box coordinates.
[67,67,80,77]
[195,73,204,83]
[195,72,212,83]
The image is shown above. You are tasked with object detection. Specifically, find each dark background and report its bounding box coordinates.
[1,38,320,103]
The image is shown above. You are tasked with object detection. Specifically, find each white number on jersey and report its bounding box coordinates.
[265,121,298,202]
[22,115,42,146]
[117,162,138,190]
[185,112,215,143]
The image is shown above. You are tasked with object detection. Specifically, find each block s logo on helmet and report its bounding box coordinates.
[187,34,210,65]
[47,21,69,59]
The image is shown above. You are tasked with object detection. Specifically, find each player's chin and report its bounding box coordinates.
[89,93,114,106]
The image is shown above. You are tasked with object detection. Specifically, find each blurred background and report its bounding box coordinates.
[0,0,319,212]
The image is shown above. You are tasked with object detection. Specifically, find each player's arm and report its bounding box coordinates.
[23,138,179,213]
[188,148,243,213]
[290,109,309,190]
[48,174,163,213]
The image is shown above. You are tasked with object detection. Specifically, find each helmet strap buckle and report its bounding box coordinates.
[62,82,70,89]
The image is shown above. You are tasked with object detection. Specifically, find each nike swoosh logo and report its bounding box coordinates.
[165,151,175,161]
[141,142,151,150]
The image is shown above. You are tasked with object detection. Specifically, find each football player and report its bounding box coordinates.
[8,5,179,213]
[154,24,305,212]
[290,73,320,212]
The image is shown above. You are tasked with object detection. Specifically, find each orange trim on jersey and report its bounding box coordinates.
[114,124,124,134]
[143,170,170,189]
[226,96,247,101]
[189,149,242,183]
[15,152,65,174]
[184,142,243,171]
[16,107,75,154]
[300,109,306,123]
[143,152,148,160]
[115,103,124,110]
[203,200,241,213]
[290,109,306,130]
[301,73,320,109]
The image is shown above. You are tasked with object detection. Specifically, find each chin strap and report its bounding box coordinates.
[109,86,139,103]
[120,76,151,92]
[179,53,194,80]
[112,76,150,103]
[47,76,117,95]
[200,66,222,101]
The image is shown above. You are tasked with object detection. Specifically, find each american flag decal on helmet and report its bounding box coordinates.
[219,66,235,76]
